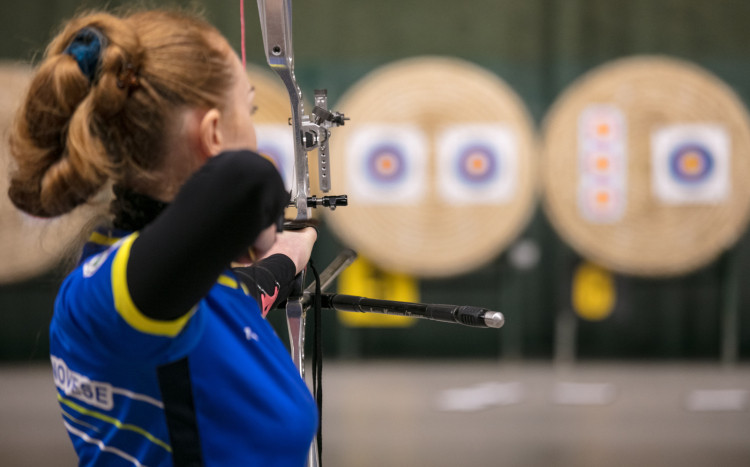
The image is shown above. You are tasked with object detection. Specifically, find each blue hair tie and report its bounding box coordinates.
[63,27,108,83]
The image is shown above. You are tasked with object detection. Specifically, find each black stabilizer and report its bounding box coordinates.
[320,294,493,328]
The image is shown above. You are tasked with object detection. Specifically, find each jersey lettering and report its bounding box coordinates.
[51,356,114,410]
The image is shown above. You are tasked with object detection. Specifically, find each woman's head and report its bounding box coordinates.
[8,10,251,217]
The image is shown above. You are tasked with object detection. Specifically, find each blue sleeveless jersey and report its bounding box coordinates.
[50,230,317,466]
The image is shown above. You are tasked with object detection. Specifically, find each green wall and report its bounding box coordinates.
[2,0,750,361]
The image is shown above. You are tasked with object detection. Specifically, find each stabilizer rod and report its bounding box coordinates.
[320,294,505,329]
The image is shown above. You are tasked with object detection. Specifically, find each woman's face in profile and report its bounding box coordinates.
[217,51,259,153]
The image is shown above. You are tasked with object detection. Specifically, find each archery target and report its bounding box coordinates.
[542,56,750,276]
[346,124,427,204]
[436,124,517,205]
[325,57,538,277]
[651,124,729,204]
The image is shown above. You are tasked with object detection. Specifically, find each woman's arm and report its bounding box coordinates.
[124,150,289,321]
[232,228,318,315]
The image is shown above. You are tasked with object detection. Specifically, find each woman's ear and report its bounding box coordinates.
[198,108,223,158]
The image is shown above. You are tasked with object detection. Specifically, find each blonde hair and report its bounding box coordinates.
[8,10,235,217]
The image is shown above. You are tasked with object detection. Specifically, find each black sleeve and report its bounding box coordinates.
[125,150,289,320]
[232,254,298,315]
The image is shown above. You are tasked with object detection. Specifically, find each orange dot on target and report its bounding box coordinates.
[596,191,610,205]
[595,157,610,171]
[596,123,610,137]
[682,153,701,172]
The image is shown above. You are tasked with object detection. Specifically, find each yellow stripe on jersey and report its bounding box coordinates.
[217,274,239,289]
[218,274,250,296]
[58,394,172,453]
[88,231,122,247]
[111,233,196,337]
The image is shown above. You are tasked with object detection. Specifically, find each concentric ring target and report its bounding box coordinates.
[366,145,407,184]
[669,144,713,184]
[456,145,498,184]
[325,57,538,277]
[542,56,750,276]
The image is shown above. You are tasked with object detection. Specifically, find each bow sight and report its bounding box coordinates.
[257,1,348,220]
[302,90,349,207]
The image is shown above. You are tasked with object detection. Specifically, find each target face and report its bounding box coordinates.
[366,145,407,184]
[437,124,517,205]
[669,144,714,184]
[457,146,497,183]
[577,105,627,223]
[346,124,428,204]
[651,124,730,204]
[255,124,295,190]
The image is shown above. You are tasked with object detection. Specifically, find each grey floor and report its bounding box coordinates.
[2,362,749,466]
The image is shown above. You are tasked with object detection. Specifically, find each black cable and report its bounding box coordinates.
[309,259,323,465]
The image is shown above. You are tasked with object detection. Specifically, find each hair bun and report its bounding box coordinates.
[63,27,108,83]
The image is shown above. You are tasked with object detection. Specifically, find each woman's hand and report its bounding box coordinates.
[255,227,317,275]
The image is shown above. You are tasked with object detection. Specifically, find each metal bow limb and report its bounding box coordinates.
[257,1,348,465]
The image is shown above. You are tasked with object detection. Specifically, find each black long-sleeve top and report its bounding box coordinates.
[120,149,295,320]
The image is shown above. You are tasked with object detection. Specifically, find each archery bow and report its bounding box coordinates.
[255,0,347,372]
[252,2,504,465]
[255,1,348,465]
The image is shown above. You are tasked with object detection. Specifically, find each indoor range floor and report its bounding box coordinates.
[2,361,749,466]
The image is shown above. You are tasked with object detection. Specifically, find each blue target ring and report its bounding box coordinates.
[365,144,406,184]
[455,145,498,184]
[669,143,714,184]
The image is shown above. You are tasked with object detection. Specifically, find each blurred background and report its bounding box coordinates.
[1,1,750,466]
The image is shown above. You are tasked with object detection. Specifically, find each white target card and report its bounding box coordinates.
[255,124,295,191]
[651,124,730,204]
[345,124,428,205]
[577,105,628,223]
[435,124,518,205]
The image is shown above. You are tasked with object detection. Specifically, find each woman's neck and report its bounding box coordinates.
[110,185,169,231]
